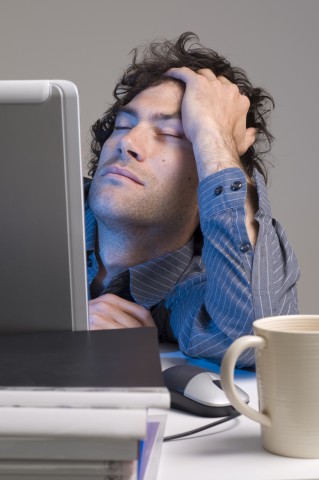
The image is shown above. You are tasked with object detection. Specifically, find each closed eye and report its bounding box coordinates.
[114,126,131,131]
[158,132,184,139]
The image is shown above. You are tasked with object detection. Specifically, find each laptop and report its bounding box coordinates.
[0,80,88,332]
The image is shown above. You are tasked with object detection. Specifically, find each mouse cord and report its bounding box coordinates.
[163,410,241,442]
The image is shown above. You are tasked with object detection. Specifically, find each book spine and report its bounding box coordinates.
[0,389,170,409]
[0,437,139,461]
[0,407,147,439]
[0,459,138,478]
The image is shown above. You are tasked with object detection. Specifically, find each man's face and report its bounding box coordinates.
[89,81,199,237]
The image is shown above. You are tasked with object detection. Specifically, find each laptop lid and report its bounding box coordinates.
[0,80,88,332]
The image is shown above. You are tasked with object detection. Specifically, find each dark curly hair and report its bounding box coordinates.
[88,32,275,181]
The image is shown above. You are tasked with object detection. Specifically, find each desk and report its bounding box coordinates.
[153,345,319,480]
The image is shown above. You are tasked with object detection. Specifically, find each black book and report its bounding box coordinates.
[0,328,170,410]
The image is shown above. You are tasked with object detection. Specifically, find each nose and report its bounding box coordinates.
[117,127,145,162]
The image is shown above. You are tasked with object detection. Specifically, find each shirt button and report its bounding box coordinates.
[214,185,223,195]
[240,243,251,253]
[231,181,243,191]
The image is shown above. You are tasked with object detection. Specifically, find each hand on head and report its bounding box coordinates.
[165,67,256,160]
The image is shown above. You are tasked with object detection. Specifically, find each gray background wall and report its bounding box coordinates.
[0,0,317,313]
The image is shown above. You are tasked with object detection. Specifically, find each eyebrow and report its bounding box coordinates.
[117,106,182,122]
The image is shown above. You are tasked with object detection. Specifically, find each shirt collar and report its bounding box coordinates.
[253,169,272,217]
[129,239,194,308]
[84,179,96,252]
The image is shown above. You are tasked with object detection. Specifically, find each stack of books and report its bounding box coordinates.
[0,328,170,479]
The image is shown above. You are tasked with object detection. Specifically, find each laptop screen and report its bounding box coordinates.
[0,80,88,332]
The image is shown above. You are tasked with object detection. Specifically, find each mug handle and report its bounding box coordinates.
[220,336,271,428]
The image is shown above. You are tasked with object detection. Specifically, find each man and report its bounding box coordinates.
[86,32,299,367]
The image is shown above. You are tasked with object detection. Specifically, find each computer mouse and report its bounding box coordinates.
[163,364,249,417]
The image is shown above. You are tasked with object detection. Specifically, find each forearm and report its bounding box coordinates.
[187,168,256,365]
[192,132,259,247]
[166,168,300,367]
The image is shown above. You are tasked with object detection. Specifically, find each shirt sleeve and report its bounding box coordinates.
[165,168,300,367]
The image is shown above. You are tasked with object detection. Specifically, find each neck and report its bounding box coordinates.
[95,220,193,286]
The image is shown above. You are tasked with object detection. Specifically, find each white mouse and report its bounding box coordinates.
[163,364,249,417]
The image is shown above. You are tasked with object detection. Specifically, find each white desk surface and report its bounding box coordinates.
[153,345,319,480]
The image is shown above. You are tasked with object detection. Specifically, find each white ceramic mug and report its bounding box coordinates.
[220,315,319,458]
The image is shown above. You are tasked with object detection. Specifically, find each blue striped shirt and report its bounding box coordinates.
[85,168,299,367]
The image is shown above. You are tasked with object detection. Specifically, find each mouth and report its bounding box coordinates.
[99,165,144,185]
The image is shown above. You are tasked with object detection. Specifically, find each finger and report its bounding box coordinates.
[196,68,217,80]
[89,309,143,329]
[137,311,156,327]
[111,309,145,328]
[90,294,152,324]
[165,66,198,84]
[217,76,245,98]
[216,75,232,85]
[89,302,144,328]
[217,76,248,99]
[89,294,154,327]
[217,77,240,96]
[89,314,126,330]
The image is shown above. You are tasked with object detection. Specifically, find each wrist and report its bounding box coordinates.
[192,130,240,181]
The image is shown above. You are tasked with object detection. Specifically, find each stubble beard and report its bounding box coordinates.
[88,176,198,238]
